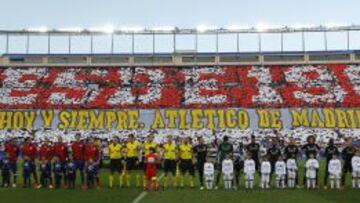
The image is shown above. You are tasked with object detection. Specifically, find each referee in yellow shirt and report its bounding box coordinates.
[162,135,178,189]
[108,136,124,188]
[143,134,158,188]
[125,134,141,187]
[144,134,158,156]
[179,137,195,188]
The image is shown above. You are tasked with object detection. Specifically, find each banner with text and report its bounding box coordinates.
[1,108,360,130]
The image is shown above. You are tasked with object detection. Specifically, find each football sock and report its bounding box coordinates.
[141,175,146,188]
[353,179,356,188]
[152,177,158,190]
[173,175,178,187]
[190,176,194,187]
[109,175,113,187]
[96,177,100,186]
[163,176,168,188]
[13,175,17,185]
[136,175,141,187]
[336,179,340,189]
[80,172,84,185]
[126,174,130,187]
[119,174,124,187]
[180,175,184,187]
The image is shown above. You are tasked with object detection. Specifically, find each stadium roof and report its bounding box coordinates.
[1,25,360,56]
[1,25,360,35]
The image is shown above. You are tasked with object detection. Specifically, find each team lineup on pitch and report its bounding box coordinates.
[1,133,359,190]
[0,132,360,203]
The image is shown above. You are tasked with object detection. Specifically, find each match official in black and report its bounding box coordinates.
[193,136,208,190]
[341,138,356,186]
[246,135,260,172]
[301,135,320,186]
[284,137,299,186]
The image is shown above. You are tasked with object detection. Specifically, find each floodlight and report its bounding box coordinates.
[57,27,84,32]
[224,25,252,31]
[119,26,144,32]
[151,26,175,32]
[255,23,283,32]
[89,24,114,34]
[324,23,349,28]
[27,26,48,32]
[289,24,317,30]
[196,25,217,32]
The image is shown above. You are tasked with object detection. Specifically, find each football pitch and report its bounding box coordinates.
[0,161,359,203]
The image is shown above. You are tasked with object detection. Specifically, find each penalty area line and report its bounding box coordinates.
[132,173,165,203]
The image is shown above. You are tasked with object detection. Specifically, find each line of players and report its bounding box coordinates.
[109,134,360,190]
[1,134,100,189]
[1,132,360,190]
[203,135,360,190]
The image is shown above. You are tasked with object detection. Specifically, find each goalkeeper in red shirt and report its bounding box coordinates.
[145,147,159,190]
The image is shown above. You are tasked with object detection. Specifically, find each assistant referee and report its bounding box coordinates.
[108,136,124,188]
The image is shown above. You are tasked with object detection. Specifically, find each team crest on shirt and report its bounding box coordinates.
[148,157,155,163]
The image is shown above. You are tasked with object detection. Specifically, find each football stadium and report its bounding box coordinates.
[0,1,360,203]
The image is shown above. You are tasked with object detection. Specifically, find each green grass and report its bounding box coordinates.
[144,189,359,203]
[0,160,359,203]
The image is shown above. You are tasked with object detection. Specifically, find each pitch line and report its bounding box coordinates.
[132,173,165,203]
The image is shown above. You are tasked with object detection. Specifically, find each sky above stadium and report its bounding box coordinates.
[1,0,358,28]
[1,0,360,53]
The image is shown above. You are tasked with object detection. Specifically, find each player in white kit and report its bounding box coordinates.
[351,150,360,189]
[328,154,342,189]
[305,154,319,189]
[260,156,271,189]
[203,158,215,190]
[222,155,234,190]
[286,155,298,189]
[244,154,256,189]
[275,156,286,188]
